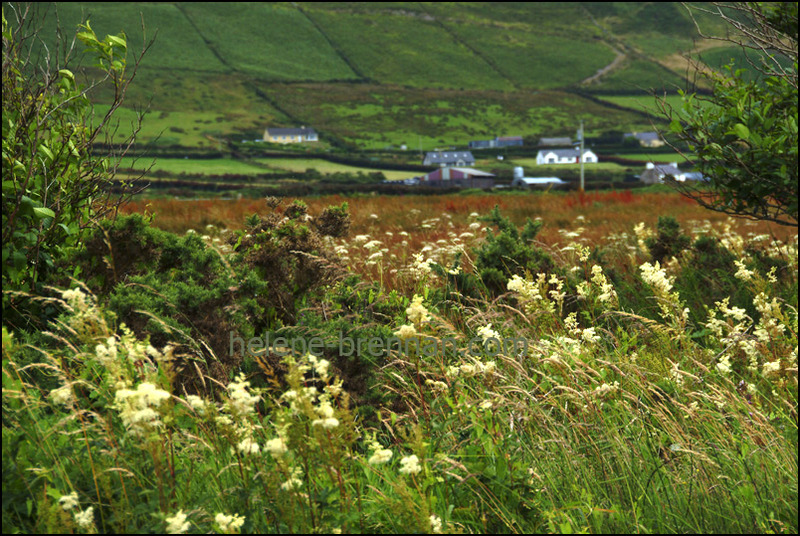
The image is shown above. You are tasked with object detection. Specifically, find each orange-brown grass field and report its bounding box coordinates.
[122,190,796,287]
[123,191,797,240]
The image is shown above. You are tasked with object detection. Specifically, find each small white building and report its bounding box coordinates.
[511,167,566,188]
[536,148,597,165]
[640,162,687,184]
[263,127,318,143]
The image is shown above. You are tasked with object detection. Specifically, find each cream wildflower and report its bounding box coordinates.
[594,381,620,397]
[425,379,448,391]
[237,436,260,455]
[186,395,207,412]
[61,287,89,312]
[165,510,190,534]
[74,506,95,529]
[716,355,732,375]
[59,492,79,511]
[399,454,422,475]
[762,360,781,378]
[312,417,340,429]
[50,384,75,406]
[477,324,500,343]
[368,444,394,465]
[733,259,754,281]
[114,382,171,435]
[215,513,246,533]
[394,324,417,340]
[581,327,601,344]
[226,374,261,417]
[265,437,288,456]
[281,467,304,491]
[639,261,673,295]
[406,295,431,325]
[430,514,443,533]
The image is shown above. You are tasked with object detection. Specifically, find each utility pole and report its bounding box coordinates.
[579,120,585,192]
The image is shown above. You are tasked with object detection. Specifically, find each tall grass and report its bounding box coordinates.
[3,197,797,533]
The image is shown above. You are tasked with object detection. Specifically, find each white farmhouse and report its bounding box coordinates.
[640,162,687,184]
[536,148,597,165]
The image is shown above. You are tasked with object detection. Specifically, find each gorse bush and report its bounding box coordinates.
[4,204,797,533]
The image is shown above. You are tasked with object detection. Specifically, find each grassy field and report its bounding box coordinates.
[5,190,797,533]
[119,190,799,247]
[27,2,734,150]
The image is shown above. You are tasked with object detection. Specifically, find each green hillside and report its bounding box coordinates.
[28,2,738,149]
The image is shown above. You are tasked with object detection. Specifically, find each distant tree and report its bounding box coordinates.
[657,2,797,227]
[2,3,152,326]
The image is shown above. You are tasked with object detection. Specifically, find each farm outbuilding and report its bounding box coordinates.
[420,167,494,189]
[511,167,566,189]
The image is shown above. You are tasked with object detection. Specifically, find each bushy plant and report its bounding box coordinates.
[646,215,692,263]
[2,6,148,329]
[472,205,556,295]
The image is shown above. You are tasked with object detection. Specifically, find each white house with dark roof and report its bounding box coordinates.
[536,148,597,165]
[423,150,475,167]
[640,162,687,184]
[264,127,318,143]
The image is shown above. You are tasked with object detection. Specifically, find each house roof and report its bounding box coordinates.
[449,167,494,177]
[424,151,475,163]
[538,148,594,158]
[646,162,680,175]
[539,137,572,146]
[266,127,317,136]
[514,177,565,184]
[626,132,661,141]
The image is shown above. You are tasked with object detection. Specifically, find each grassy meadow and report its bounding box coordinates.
[5,190,797,533]
[34,2,728,150]
[4,3,797,534]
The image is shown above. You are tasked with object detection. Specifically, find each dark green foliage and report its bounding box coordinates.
[663,3,798,226]
[2,9,142,330]
[474,206,556,295]
[71,214,268,391]
[646,216,692,263]
[232,199,350,329]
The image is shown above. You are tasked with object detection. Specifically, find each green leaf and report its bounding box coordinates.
[33,207,55,219]
[105,35,127,50]
[732,123,750,141]
[39,144,54,162]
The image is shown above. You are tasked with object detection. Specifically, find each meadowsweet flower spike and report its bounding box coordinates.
[114,382,171,436]
[74,506,95,529]
[265,436,288,456]
[215,513,245,533]
[406,294,431,325]
[58,491,79,511]
[165,510,190,534]
[399,454,422,475]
